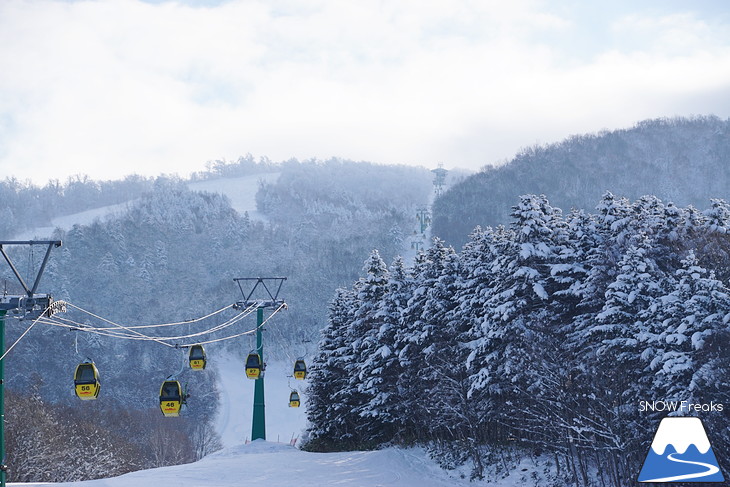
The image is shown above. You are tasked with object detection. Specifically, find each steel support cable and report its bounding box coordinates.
[144,305,257,342]
[98,302,287,348]
[62,301,249,341]
[41,314,132,333]
[55,303,235,330]
[42,311,253,343]
[161,304,259,340]
[255,302,286,331]
[33,301,284,351]
[64,302,178,348]
[42,315,181,340]
[39,315,167,341]
[48,303,257,341]
[0,304,52,362]
[38,318,164,341]
[40,315,263,347]
[13,304,235,331]
[103,303,235,330]
[188,302,287,347]
[38,301,262,345]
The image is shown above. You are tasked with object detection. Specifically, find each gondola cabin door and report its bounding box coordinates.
[74,362,101,400]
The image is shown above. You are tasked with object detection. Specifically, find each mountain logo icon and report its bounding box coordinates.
[638,417,725,483]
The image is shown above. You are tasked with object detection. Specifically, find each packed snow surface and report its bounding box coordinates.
[18,441,473,487]
[13,356,480,487]
[188,173,279,219]
[215,357,306,446]
[12,201,135,240]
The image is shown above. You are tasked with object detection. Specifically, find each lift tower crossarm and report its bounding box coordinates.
[233,277,286,309]
[0,240,62,297]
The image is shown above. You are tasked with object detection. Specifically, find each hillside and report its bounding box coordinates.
[310,193,730,484]
[432,116,730,246]
[188,172,280,220]
[0,158,433,482]
[11,172,279,241]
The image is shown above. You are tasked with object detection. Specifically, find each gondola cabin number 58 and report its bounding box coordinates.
[74,362,101,400]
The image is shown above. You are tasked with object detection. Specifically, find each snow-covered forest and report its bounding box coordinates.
[305,192,730,486]
[2,121,730,484]
[433,116,730,247]
[0,157,432,481]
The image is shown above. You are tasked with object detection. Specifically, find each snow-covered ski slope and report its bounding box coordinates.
[12,200,135,240]
[19,441,473,487]
[13,358,481,487]
[18,356,472,486]
[12,173,280,240]
[215,357,307,446]
[188,173,279,220]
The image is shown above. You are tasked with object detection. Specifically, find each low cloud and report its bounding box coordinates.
[1,0,729,182]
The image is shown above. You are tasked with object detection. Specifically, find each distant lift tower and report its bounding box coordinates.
[410,231,425,252]
[431,163,449,198]
[233,277,286,442]
[0,240,65,487]
[415,207,431,235]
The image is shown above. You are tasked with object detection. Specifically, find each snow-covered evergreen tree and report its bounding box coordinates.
[703,198,730,234]
[305,288,357,450]
[356,256,412,443]
[467,195,564,427]
[590,238,666,388]
[305,192,730,487]
[395,240,453,442]
[347,250,389,446]
[648,251,730,403]
[418,246,464,438]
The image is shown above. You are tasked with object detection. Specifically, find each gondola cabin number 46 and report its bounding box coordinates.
[159,380,186,417]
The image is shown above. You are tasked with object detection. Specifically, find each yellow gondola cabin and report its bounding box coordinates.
[159,380,184,417]
[245,352,262,379]
[289,390,301,408]
[293,359,307,380]
[74,362,101,400]
[189,344,207,370]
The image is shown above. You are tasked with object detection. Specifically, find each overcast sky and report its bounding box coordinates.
[1,0,729,184]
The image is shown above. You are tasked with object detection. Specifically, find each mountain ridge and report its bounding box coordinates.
[432,115,730,247]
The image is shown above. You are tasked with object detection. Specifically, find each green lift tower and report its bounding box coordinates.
[233,277,286,441]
